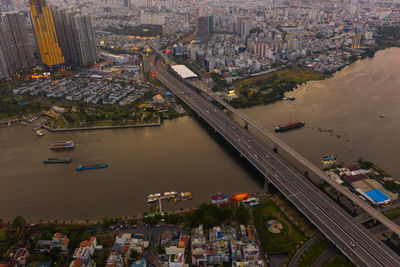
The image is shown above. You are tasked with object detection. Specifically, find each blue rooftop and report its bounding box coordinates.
[365,189,390,204]
[131,258,146,267]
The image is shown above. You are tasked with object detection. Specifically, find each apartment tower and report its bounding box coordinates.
[29,0,64,67]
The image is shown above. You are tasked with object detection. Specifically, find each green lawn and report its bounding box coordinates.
[384,208,400,220]
[323,254,355,267]
[254,199,306,254]
[298,238,332,267]
[236,67,328,88]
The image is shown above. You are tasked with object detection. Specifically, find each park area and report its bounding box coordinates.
[227,67,329,108]
[253,198,308,254]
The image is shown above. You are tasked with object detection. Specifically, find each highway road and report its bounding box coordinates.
[150,40,400,239]
[147,54,400,266]
[186,77,400,240]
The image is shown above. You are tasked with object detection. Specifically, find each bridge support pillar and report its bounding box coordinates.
[264,180,270,194]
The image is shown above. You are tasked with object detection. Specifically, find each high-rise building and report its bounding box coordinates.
[0,12,35,79]
[124,0,131,9]
[29,0,65,67]
[196,15,213,43]
[351,34,361,49]
[53,8,98,65]
[237,19,251,38]
[287,38,301,52]
[0,0,13,12]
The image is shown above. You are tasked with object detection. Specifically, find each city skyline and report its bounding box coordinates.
[1,0,400,266]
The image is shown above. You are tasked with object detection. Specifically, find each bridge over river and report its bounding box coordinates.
[146,50,400,266]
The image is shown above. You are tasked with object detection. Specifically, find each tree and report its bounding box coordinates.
[12,216,26,229]
[130,249,138,260]
[235,205,250,225]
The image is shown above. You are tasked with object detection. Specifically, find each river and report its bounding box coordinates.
[243,47,400,179]
[0,117,264,221]
[1,48,399,221]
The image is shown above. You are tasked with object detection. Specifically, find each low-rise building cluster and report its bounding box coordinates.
[12,78,147,107]
[106,233,150,267]
[157,225,264,267]
[70,236,100,267]
[326,165,398,206]
[35,232,69,254]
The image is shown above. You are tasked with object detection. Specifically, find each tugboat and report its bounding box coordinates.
[43,157,72,164]
[76,163,108,171]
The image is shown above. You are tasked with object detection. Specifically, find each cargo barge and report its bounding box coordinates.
[275,121,304,132]
[43,157,72,164]
[76,163,108,171]
[50,140,74,150]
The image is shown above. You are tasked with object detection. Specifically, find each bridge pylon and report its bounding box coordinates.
[264,179,270,194]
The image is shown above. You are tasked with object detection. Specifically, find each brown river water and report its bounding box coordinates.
[0,48,399,221]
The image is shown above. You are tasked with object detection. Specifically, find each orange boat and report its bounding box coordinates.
[232,193,248,202]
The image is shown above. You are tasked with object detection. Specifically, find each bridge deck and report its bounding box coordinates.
[148,55,400,266]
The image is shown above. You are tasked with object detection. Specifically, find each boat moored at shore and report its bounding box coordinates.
[36,130,45,137]
[147,192,193,203]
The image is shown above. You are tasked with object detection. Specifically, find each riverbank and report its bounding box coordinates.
[219,44,398,109]
[41,120,161,132]
[227,67,329,108]
[242,47,400,179]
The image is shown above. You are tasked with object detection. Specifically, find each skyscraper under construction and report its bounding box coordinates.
[29,0,64,67]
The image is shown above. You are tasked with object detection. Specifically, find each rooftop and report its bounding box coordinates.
[171,65,198,79]
[365,189,390,204]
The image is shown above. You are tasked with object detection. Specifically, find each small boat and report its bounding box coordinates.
[147,198,157,203]
[21,121,27,126]
[322,154,337,164]
[50,140,74,150]
[180,192,193,200]
[76,163,108,171]
[147,193,161,203]
[232,193,249,202]
[322,155,337,161]
[43,157,72,164]
[36,130,44,137]
[211,193,229,204]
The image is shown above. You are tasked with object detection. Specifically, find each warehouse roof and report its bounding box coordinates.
[343,174,368,183]
[365,189,390,204]
[171,65,198,79]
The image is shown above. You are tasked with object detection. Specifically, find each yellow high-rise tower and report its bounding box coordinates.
[29,0,64,67]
